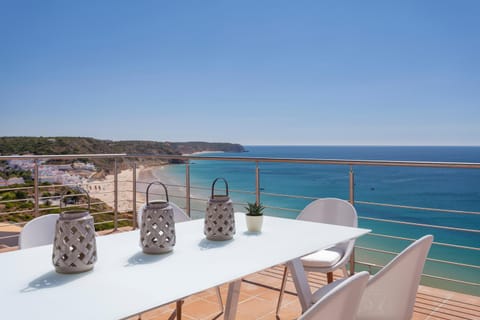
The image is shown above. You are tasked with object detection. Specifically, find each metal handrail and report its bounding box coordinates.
[360,216,479,233]
[0,153,126,160]
[357,200,480,216]
[355,246,480,270]
[367,232,480,251]
[2,153,480,168]
[166,155,480,169]
[355,260,480,287]
[0,186,34,192]
[87,153,480,168]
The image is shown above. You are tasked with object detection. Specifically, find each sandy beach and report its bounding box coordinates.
[137,166,188,206]
[85,165,188,213]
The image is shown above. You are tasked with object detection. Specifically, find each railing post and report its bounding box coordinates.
[186,159,191,217]
[349,165,355,205]
[114,159,118,231]
[255,161,260,204]
[34,159,39,217]
[132,162,137,229]
[349,165,356,275]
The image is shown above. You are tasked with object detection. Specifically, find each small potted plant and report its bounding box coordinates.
[245,202,265,232]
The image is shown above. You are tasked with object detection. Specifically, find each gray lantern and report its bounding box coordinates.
[52,188,97,274]
[140,181,175,254]
[204,178,235,241]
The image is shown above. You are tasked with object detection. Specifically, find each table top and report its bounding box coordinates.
[0,213,370,319]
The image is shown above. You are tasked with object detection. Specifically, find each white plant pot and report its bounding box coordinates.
[246,215,263,233]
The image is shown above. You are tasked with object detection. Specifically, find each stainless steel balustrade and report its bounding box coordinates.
[0,153,479,296]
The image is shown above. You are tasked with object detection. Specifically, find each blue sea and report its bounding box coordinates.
[162,146,480,295]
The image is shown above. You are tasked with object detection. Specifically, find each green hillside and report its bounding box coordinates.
[0,136,245,172]
[0,137,245,155]
[0,137,177,155]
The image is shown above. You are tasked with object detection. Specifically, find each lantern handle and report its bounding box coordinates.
[59,186,91,212]
[211,177,229,198]
[146,181,169,204]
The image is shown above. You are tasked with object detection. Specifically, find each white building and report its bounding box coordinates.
[72,162,96,171]
[0,177,26,186]
[7,177,25,185]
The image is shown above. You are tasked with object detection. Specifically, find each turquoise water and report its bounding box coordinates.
[162,146,480,295]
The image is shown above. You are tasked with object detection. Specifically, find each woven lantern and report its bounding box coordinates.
[140,181,175,254]
[204,177,235,241]
[52,188,97,274]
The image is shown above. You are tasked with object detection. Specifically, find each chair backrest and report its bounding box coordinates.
[298,198,357,227]
[299,271,369,320]
[298,198,357,252]
[356,235,433,320]
[170,202,190,222]
[18,214,59,249]
[137,202,190,226]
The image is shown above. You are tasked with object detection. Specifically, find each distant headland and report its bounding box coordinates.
[0,136,245,173]
[0,136,245,155]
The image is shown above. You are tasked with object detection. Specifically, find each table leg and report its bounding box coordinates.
[286,258,312,313]
[176,300,183,320]
[224,279,242,320]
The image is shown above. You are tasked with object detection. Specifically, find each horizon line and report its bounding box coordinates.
[243,144,480,147]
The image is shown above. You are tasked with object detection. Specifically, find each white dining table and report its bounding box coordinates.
[0,212,370,319]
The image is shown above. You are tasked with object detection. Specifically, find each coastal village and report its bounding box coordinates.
[0,154,184,217]
[0,157,96,186]
[0,158,110,211]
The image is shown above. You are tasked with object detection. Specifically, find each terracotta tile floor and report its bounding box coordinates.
[129,265,480,320]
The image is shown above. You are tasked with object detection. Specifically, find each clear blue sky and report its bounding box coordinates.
[1,0,479,146]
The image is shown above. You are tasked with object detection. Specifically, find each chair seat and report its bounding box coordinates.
[276,198,359,317]
[301,247,343,268]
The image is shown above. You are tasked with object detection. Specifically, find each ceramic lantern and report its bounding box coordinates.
[52,188,97,274]
[140,181,175,254]
[204,178,235,241]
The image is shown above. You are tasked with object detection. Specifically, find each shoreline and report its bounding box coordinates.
[182,150,225,156]
[140,166,188,204]
[84,168,136,212]
[86,164,191,212]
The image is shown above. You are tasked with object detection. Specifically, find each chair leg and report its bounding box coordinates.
[349,248,355,276]
[327,272,334,283]
[276,265,289,316]
[341,265,349,278]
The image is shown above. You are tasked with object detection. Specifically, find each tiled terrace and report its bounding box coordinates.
[2,229,479,320]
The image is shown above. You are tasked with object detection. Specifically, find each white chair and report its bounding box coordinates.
[277,198,358,315]
[299,271,369,320]
[18,214,59,249]
[356,235,433,320]
[137,202,223,319]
